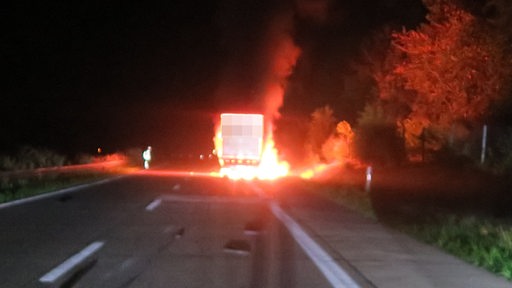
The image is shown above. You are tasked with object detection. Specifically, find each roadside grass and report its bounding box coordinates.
[304,181,375,219]
[0,146,138,204]
[406,215,512,280]
[304,170,512,281]
[0,170,125,204]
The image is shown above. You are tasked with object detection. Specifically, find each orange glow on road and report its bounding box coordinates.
[138,169,221,178]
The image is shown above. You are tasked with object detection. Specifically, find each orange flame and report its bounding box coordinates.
[213,122,224,166]
[298,120,359,180]
[257,135,289,180]
[299,164,328,179]
[214,11,300,181]
[213,121,289,181]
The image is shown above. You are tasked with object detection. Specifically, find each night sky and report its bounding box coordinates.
[2,0,425,157]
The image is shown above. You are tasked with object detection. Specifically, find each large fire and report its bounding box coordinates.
[213,125,224,166]
[213,118,358,181]
[257,135,289,180]
[213,9,300,181]
[214,123,289,181]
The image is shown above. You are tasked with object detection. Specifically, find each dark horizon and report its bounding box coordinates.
[2,0,427,157]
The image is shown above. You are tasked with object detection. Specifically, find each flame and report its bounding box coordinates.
[299,164,328,179]
[213,124,224,166]
[213,10,300,182]
[257,135,289,180]
[220,165,259,180]
[214,122,289,181]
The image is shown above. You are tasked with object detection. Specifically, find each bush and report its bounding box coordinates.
[0,155,16,171]
[75,153,94,164]
[124,148,143,166]
[354,102,406,166]
[431,146,475,169]
[405,214,512,280]
[7,146,67,170]
[354,124,406,166]
[490,128,512,173]
[1,146,65,171]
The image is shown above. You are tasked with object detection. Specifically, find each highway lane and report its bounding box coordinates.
[0,174,331,288]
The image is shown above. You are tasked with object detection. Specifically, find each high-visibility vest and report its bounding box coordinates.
[143,150,151,161]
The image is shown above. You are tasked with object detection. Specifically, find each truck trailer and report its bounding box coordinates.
[218,113,264,179]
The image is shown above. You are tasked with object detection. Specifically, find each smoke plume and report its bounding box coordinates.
[260,10,301,130]
[214,0,301,134]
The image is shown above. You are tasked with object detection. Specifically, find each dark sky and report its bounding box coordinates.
[2,0,425,157]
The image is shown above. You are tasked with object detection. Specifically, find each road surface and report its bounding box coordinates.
[0,173,332,288]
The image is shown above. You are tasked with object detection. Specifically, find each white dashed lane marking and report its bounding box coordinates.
[39,241,105,284]
[145,198,162,211]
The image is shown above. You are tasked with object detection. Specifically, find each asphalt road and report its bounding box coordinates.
[0,173,331,288]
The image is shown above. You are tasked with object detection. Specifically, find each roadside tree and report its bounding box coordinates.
[376,0,512,156]
[306,105,337,162]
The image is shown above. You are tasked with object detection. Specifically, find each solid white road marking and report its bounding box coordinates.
[270,201,361,288]
[145,198,162,211]
[39,241,105,283]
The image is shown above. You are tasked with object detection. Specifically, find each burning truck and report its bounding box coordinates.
[214,113,288,180]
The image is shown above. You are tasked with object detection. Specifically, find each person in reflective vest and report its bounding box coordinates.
[142,146,152,169]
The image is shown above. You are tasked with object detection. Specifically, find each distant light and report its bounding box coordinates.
[97,147,102,154]
[199,154,205,160]
[365,166,373,193]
